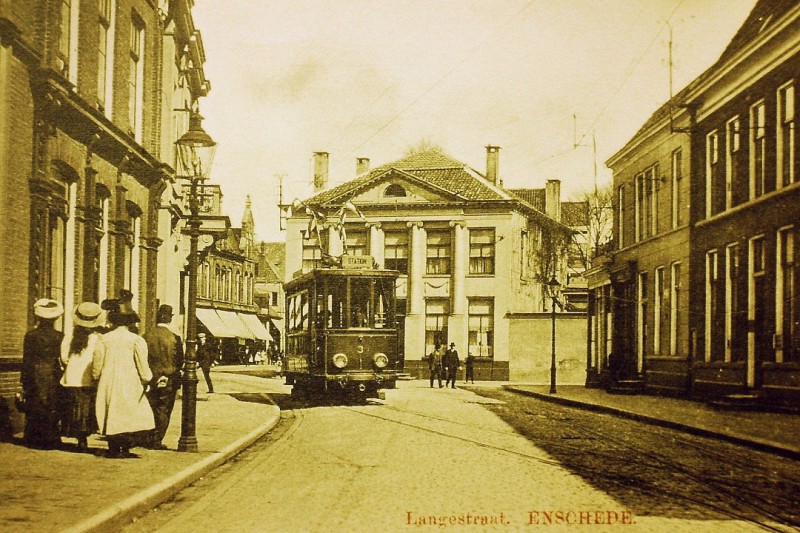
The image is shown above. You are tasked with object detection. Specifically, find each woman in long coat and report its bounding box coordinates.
[21,299,65,449]
[92,292,154,458]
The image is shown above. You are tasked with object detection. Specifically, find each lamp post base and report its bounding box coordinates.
[179,343,200,453]
[178,436,198,453]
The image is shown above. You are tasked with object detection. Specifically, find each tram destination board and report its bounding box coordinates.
[341,255,373,269]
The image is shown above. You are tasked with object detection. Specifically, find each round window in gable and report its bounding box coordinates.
[384,184,407,197]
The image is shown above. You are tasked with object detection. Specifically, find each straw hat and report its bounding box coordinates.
[73,302,103,328]
[33,298,64,320]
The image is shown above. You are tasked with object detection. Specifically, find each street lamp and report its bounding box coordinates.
[547,276,562,394]
[176,112,216,452]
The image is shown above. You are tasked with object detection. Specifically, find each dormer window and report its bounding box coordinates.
[384,184,406,197]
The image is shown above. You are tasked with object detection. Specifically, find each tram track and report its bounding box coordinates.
[337,393,797,533]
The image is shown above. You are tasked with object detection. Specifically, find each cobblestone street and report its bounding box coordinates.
[124,382,796,532]
[472,387,800,531]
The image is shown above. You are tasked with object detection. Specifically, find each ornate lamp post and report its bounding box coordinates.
[547,276,562,394]
[175,112,216,452]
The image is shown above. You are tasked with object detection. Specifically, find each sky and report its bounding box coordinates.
[191,0,759,241]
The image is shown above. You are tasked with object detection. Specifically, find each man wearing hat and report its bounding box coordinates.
[443,342,460,389]
[196,332,215,393]
[142,304,183,450]
[21,298,65,449]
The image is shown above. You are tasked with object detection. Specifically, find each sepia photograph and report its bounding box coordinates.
[0,0,799,531]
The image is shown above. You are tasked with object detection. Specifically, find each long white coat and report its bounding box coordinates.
[93,327,155,436]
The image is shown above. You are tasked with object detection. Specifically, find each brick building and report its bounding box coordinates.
[0,0,208,433]
[192,196,270,363]
[587,0,800,404]
[687,0,800,403]
[586,95,693,394]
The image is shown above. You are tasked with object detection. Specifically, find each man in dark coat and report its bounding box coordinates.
[143,304,183,449]
[21,298,65,449]
[196,333,215,393]
[427,344,443,388]
[443,342,460,389]
[464,352,475,384]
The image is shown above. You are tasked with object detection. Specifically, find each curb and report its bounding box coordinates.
[64,399,281,533]
[504,386,800,461]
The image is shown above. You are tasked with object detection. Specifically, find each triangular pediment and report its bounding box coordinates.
[343,168,466,205]
[305,148,512,207]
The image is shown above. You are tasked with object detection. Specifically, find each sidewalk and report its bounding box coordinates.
[504,384,800,459]
[0,368,283,533]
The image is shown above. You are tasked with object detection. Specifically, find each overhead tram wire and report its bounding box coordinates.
[574,0,686,149]
[347,0,539,156]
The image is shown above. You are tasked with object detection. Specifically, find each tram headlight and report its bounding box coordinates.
[332,353,348,369]
[373,352,389,369]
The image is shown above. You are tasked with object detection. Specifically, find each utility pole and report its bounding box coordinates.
[277,173,287,230]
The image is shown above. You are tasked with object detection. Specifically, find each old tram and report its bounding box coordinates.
[283,256,400,401]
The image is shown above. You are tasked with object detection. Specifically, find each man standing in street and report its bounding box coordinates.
[427,344,443,388]
[464,352,475,384]
[197,333,215,393]
[143,304,183,450]
[443,342,460,389]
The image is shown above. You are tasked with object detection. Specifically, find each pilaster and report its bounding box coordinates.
[367,222,383,267]
[407,221,424,315]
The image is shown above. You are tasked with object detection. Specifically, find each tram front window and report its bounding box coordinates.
[351,279,371,327]
[374,278,394,328]
[327,279,346,329]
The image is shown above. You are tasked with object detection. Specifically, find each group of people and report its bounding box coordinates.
[426,342,475,388]
[19,291,200,457]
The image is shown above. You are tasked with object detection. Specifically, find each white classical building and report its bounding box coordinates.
[283,148,573,380]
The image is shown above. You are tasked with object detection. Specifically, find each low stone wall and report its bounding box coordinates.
[507,313,587,385]
[403,360,509,382]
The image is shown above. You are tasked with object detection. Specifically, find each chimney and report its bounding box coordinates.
[485,145,500,185]
[356,157,370,176]
[545,179,561,223]
[313,152,329,192]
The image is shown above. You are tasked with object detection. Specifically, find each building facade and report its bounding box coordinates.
[193,197,270,363]
[283,148,572,381]
[0,0,209,431]
[587,0,800,404]
[594,100,694,394]
[686,0,800,403]
[253,240,286,352]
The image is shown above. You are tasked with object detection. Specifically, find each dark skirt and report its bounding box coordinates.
[23,394,60,449]
[62,387,96,437]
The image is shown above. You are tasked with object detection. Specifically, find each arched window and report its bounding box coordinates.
[47,161,80,330]
[235,269,241,302]
[215,265,222,300]
[384,184,406,197]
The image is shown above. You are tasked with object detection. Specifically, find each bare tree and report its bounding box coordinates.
[404,138,445,156]
[572,183,614,263]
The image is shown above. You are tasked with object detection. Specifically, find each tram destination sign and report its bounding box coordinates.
[341,255,373,269]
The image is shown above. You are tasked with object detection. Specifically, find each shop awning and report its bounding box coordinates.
[215,310,254,339]
[196,308,229,337]
[269,318,284,335]
[238,313,272,341]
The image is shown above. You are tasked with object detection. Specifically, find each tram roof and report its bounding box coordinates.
[285,267,400,291]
